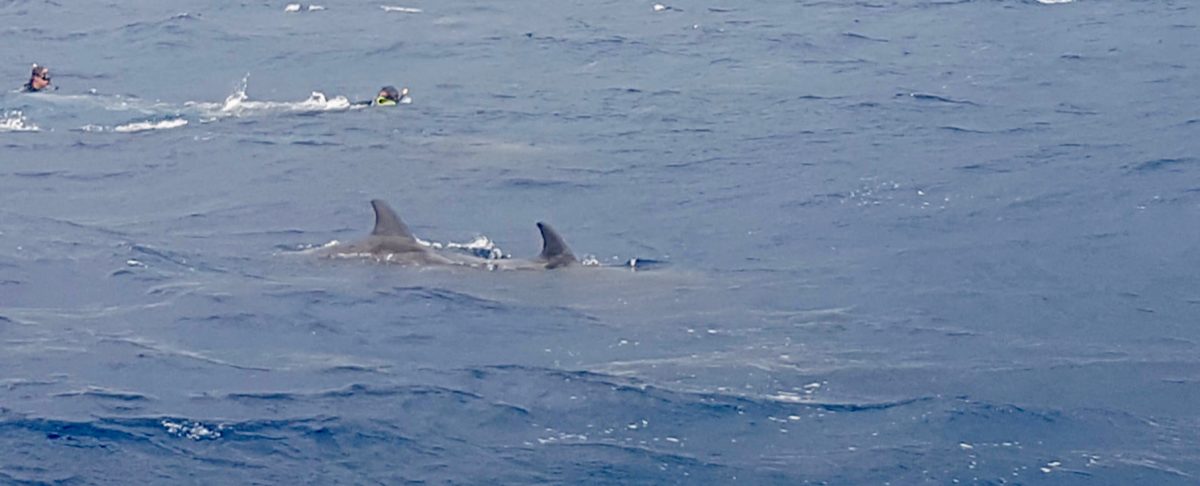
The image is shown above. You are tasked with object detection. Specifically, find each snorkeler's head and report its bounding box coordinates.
[375,85,401,106]
[28,64,51,91]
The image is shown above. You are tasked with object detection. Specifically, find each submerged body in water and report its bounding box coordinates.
[319,200,578,270]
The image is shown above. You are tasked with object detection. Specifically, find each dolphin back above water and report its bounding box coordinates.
[320,199,577,270]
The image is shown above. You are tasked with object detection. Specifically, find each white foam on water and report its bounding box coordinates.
[162,419,225,440]
[24,92,172,115]
[0,111,39,132]
[419,235,507,260]
[192,88,353,117]
[286,3,326,11]
[1036,0,1073,4]
[113,118,188,133]
[381,5,422,13]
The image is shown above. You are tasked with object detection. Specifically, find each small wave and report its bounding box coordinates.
[162,419,225,440]
[285,4,326,12]
[619,257,667,270]
[380,286,509,311]
[20,92,174,117]
[195,90,354,117]
[574,256,665,270]
[1110,457,1194,479]
[0,377,60,390]
[112,118,188,133]
[420,235,508,260]
[1126,157,1196,173]
[842,32,888,42]
[1,415,147,445]
[765,393,933,412]
[100,335,270,372]
[287,240,341,255]
[939,125,1028,134]
[474,364,934,421]
[500,177,591,189]
[899,92,980,106]
[1056,102,1098,115]
[0,110,39,132]
[939,125,989,134]
[381,5,422,13]
[53,386,154,402]
[183,74,357,118]
[120,11,200,33]
[130,244,196,270]
[219,383,531,416]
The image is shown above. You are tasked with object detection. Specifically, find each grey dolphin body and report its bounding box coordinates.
[320,199,577,270]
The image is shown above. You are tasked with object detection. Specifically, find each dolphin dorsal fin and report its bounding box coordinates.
[370,199,416,238]
[536,222,576,267]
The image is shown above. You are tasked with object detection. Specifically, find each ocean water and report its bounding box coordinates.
[2,0,1198,484]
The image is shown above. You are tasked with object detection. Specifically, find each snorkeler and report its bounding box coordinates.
[374,85,407,106]
[22,64,53,92]
[353,86,409,107]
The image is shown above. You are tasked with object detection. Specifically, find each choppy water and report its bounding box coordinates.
[2,0,1199,484]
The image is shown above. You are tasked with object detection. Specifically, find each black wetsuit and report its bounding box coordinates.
[21,81,53,93]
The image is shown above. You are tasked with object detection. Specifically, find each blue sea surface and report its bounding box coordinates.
[2,0,1199,483]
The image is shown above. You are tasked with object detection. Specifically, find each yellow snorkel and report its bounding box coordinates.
[375,95,397,106]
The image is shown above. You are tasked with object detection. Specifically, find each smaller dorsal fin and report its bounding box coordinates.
[370,199,416,239]
[536,222,576,267]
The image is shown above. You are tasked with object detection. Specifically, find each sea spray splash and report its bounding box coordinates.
[0,111,39,132]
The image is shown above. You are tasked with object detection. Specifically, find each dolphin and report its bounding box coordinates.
[319,199,577,270]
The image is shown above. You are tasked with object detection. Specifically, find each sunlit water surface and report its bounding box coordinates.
[2,0,1199,484]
